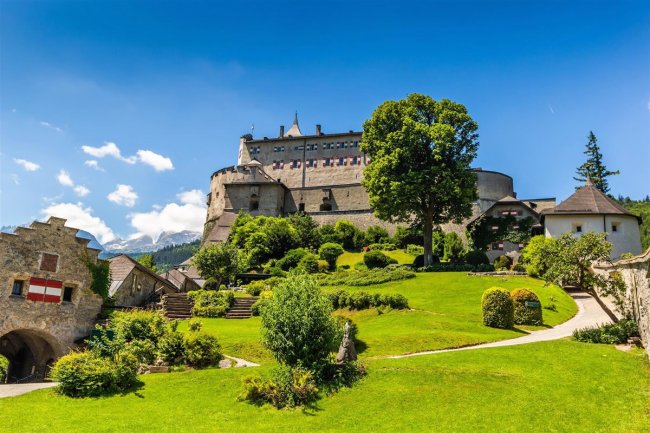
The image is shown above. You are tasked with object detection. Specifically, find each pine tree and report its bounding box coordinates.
[574,131,619,193]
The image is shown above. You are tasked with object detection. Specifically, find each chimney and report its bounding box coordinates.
[316,124,322,135]
[279,125,285,138]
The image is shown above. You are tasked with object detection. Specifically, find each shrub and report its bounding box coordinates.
[110,310,167,345]
[364,250,397,269]
[406,244,425,256]
[334,220,364,250]
[464,250,489,266]
[276,248,309,271]
[328,290,409,311]
[317,268,416,287]
[122,339,157,365]
[0,356,8,383]
[187,318,203,332]
[50,351,138,397]
[157,332,186,365]
[219,284,227,291]
[443,232,465,262]
[510,288,543,325]
[319,361,367,392]
[189,290,234,318]
[318,243,344,270]
[365,225,390,245]
[413,254,441,267]
[245,280,266,296]
[240,365,319,409]
[317,259,330,272]
[183,333,222,368]
[260,273,337,371]
[573,320,639,344]
[392,226,423,249]
[481,287,514,329]
[203,278,220,291]
[493,255,512,271]
[297,253,319,273]
[417,263,494,272]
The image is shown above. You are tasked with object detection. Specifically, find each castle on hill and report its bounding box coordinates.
[202,114,558,260]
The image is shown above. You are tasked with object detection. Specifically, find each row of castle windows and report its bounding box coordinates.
[272,156,368,170]
[253,141,361,154]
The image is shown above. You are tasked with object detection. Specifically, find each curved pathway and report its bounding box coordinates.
[388,291,612,359]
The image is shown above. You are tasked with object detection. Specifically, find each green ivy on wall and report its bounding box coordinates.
[84,255,111,299]
[468,215,535,251]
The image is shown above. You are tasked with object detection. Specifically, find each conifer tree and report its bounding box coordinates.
[574,131,619,193]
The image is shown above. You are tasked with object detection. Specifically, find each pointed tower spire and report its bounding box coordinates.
[285,111,302,137]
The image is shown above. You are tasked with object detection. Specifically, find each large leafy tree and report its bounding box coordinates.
[574,131,619,193]
[361,94,479,266]
[191,243,247,287]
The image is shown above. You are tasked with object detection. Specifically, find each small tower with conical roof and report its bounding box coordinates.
[285,111,302,137]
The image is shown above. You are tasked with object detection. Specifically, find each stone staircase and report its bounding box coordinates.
[162,293,193,319]
[225,297,258,319]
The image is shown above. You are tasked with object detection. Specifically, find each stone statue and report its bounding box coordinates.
[336,321,357,364]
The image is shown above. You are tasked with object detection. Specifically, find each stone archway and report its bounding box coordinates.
[0,329,63,383]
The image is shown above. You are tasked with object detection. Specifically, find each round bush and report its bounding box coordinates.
[276,248,309,271]
[319,243,344,270]
[157,332,186,365]
[123,339,157,365]
[464,250,489,266]
[510,288,543,326]
[481,287,514,329]
[493,255,513,271]
[364,250,397,269]
[298,253,319,273]
[50,351,138,397]
[183,333,222,368]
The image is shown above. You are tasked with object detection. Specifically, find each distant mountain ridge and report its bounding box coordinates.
[1,224,201,255]
[103,230,202,254]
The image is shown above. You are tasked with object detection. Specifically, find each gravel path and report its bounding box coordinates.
[0,382,58,399]
[388,291,612,359]
[221,355,260,368]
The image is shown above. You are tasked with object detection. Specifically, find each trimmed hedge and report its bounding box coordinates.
[364,250,398,269]
[481,287,514,329]
[418,263,494,272]
[317,268,416,287]
[328,290,409,310]
[511,288,543,325]
[464,250,489,266]
[183,333,222,368]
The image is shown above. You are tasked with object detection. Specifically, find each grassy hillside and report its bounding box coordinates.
[179,272,576,362]
[3,341,648,433]
[337,249,416,268]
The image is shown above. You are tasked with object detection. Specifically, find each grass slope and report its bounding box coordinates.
[181,273,576,362]
[3,341,648,433]
[337,249,416,267]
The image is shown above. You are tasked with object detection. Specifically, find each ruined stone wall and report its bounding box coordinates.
[0,217,104,357]
[614,250,650,359]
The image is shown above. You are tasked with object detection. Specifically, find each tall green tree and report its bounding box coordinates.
[574,131,619,193]
[191,243,247,287]
[361,94,479,266]
[137,254,157,273]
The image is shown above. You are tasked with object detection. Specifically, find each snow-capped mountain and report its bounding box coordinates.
[103,230,201,254]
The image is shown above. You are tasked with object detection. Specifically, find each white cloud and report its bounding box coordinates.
[39,121,63,133]
[81,142,173,171]
[14,158,40,171]
[41,202,116,243]
[84,159,105,172]
[81,142,136,164]
[128,190,206,241]
[136,150,174,171]
[107,184,138,207]
[177,189,205,206]
[74,185,91,197]
[57,169,74,187]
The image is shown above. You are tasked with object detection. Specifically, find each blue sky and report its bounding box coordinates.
[1,0,648,243]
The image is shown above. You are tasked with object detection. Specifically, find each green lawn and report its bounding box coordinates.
[181,273,576,362]
[337,249,416,267]
[3,341,648,433]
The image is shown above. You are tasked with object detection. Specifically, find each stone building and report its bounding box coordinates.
[203,114,547,246]
[107,255,179,307]
[542,180,642,259]
[0,217,104,382]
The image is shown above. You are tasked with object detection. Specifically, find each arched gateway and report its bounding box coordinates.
[0,217,104,383]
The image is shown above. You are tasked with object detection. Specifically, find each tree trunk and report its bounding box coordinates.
[423,214,434,267]
[586,288,620,323]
